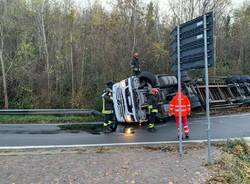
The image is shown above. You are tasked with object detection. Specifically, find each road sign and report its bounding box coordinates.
[170,12,214,71]
[170,12,213,163]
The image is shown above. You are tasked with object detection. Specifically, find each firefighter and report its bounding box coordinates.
[102,81,116,132]
[168,90,191,139]
[147,88,159,131]
[130,52,141,76]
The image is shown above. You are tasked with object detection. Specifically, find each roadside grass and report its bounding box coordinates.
[0,115,102,124]
[206,139,250,184]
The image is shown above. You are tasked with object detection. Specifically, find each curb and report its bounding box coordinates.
[0,137,249,150]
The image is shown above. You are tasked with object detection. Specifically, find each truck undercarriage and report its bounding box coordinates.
[112,72,250,124]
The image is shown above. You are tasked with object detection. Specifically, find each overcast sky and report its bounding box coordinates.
[231,0,245,7]
[76,0,246,13]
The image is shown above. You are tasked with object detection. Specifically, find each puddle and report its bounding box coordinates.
[0,130,62,134]
[0,122,166,135]
[58,124,103,135]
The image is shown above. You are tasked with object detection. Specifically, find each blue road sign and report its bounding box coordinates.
[170,12,214,71]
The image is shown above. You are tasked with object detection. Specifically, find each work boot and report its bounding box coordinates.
[147,123,156,132]
[103,123,111,133]
[177,135,184,140]
[148,127,156,132]
[104,126,112,133]
[148,123,155,128]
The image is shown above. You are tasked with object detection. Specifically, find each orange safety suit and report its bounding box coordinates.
[168,92,191,135]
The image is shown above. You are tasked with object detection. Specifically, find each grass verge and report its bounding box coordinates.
[206,139,250,184]
[0,115,102,124]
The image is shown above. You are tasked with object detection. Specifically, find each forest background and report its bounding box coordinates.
[0,0,249,109]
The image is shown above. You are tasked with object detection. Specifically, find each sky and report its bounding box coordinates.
[75,0,246,15]
[84,0,246,8]
[231,0,245,7]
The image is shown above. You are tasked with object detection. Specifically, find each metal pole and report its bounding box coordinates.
[213,11,217,80]
[203,14,212,163]
[177,25,183,157]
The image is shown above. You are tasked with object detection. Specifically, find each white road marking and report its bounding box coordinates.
[0,137,249,150]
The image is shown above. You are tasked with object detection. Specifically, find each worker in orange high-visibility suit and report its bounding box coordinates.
[168,90,191,139]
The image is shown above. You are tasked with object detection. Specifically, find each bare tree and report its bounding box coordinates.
[0,0,9,109]
[168,0,229,24]
[0,27,8,109]
[40,0,50,99]
[131,0,138,56]
[70,32,75,99]
[155,0,161,41]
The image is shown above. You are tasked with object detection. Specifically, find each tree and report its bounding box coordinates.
[0,0,9,109]
[0,0,238,109]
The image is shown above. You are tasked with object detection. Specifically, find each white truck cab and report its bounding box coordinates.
[112,72,183,123]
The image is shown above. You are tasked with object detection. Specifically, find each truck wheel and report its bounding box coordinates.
[138,71,157,87]
[226,75,241,84]
[110,120,118,132]
[181,71,191,83]
[159,76,177,87]
[240,75,250,83]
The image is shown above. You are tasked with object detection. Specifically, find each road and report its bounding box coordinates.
[1,113,250,148]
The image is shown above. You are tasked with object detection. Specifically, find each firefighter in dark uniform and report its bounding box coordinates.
[130,52,141,76]
[102,81,117,132]
[147,88,159,131]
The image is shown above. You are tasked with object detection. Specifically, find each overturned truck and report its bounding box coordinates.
[112,72,250,123]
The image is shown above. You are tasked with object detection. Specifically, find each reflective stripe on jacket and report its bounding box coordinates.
[147,94,159,113]
[102,92,114,114]
[169,92,191,116]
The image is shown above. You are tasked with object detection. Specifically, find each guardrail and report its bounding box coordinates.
[0,109,102,116]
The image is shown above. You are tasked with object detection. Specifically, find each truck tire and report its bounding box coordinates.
[241,76,250,83]
[225,75,241,84]
[159,76,177,87]
[110,121,118,132]
[181,71,191,83]
[189,96,201,109]
[246,76,250,83]
[139,71,157,87]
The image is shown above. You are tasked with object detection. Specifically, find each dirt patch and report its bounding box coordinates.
[143,144,207,154]
[143,145,177,152]
[0,144,221,184]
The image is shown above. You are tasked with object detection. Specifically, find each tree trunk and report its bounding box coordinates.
[70,33,75,101]
[41,0,50,100]
[0,26,8,109]
[131,0,137,56]
[155,0,161,42]
[81,48,85,87]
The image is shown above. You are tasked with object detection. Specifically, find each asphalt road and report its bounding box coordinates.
[1,113,250,147]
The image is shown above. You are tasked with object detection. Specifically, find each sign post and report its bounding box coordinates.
[170,12,214,162]
[203,14,212,163]
[177,25,183,157]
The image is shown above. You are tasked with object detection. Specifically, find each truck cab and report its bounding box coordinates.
[112,72,185,123]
